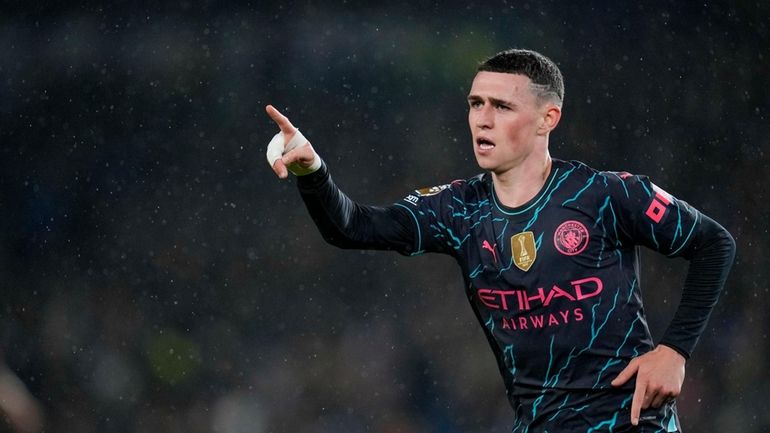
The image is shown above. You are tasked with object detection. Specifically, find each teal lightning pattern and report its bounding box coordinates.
[404,160,692,431]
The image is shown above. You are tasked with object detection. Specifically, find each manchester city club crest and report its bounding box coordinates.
[511,231,537,271]
[554,220,590,256]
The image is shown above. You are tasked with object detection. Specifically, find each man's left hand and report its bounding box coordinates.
[611,344,686,426]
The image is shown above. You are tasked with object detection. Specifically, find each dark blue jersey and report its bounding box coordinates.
[394,159,698,431]
[296,158,735,432]
[396,159,690,387]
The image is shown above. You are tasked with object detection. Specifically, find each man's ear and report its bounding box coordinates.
[539,104,562,135]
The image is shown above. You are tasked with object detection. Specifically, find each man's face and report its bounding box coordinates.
[467,71,548,174]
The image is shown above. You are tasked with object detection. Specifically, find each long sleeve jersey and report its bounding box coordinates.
[296,158,735,432]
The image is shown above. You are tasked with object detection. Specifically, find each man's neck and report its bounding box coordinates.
[491,151,553,208]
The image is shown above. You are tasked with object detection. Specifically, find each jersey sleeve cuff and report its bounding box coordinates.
[658,341,691,360]
[296,159,330,191]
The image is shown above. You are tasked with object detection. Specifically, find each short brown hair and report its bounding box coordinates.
[478,49,564,106]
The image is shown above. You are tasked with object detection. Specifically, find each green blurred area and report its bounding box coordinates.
[146,328,202,386]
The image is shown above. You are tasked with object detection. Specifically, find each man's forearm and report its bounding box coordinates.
[296,161,415,252]
[659,215,736,358]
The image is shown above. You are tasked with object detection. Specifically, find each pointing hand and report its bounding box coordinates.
[265,105,321,178]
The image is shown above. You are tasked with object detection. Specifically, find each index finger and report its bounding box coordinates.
[630,380,647,426]
[265,105,296,134]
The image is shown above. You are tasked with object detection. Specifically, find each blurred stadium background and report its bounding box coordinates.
[1,2,768,432]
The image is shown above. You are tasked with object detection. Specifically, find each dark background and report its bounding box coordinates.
[1,2,768,432]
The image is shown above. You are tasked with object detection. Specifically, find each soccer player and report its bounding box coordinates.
[264,49,735,432]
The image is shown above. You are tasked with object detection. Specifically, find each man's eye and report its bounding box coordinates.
[470,101,483,108]
[495,103,510,111]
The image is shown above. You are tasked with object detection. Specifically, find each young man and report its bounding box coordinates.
[265,49,735,432]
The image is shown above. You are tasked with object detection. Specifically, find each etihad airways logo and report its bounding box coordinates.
[477,276,603,312]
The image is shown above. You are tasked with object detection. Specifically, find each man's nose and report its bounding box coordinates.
[475,106,493,129]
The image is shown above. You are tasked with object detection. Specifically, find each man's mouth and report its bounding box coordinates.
[477,137,496,150]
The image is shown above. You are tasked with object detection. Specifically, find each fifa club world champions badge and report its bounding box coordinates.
[511,231,537,271]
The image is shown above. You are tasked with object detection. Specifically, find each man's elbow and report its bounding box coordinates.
[709,221,736,257]
[697,215,737,263]
[721,227,737,262]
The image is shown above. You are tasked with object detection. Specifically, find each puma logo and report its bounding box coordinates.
[482,240,498,263]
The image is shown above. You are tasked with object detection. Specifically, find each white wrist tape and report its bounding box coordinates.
[265,129,321,176]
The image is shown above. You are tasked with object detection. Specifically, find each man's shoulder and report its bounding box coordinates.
[414,173,487,195]
[400,173,488,207]
[551,159,660,215]
[555,158,650,189]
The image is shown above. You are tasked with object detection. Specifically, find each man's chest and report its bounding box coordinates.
[460,202,623,289]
